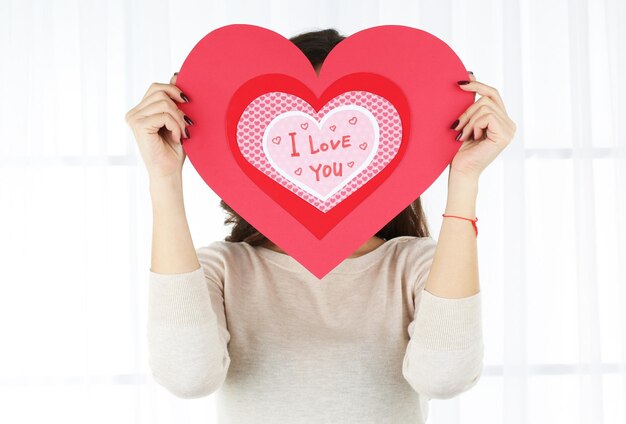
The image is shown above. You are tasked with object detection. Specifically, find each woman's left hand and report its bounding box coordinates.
[449,72,517,180]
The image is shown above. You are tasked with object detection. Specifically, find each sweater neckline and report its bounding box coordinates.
[251,236,412,275]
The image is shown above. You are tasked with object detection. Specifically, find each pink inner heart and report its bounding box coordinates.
[263,107,379,201]
[236,91,402,213]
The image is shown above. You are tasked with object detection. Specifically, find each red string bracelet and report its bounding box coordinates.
[442,214,478,237]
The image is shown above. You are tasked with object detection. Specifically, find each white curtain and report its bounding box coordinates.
[1,0,625,422]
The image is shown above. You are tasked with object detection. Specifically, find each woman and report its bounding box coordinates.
[125,28,516,423]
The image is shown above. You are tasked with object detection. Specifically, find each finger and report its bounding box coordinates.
[134,90,188,123]
[451,95,507,131]
[128,90,191,131]
[126,84,187,123]
[457,106,503,143]
[132,95,189,138]
[458,106,495,143]
[468,72,478,102]
[136,112,183,145]
[456,79,507,114]
[473,115,487,142]
[170,72,178,85]
[141,81,189,104]
[471,107,509,142]
[472,113,508,146]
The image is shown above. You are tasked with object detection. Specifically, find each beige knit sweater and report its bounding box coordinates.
[147,235,484,423]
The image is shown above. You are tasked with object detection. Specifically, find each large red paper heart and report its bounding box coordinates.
[177,24,472,279]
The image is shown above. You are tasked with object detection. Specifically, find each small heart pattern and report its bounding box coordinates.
[237,91,402,212]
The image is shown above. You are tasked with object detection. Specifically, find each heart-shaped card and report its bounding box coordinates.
[177,24,472,279]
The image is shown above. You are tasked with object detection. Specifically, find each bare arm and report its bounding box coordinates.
[424,171,480,298]
[402,171,483,399]
[147,178,231,399]
[404,71,516,398]
[124,71,200,274]
[424,69,516,298]
[150,175,201,274]
[126,73,230,399]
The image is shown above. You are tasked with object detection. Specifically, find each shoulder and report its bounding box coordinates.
[197,239,239,256]
[386,235,437,257]
[195,240,253,279]
[196,239,259,262]
[385,236,438,288]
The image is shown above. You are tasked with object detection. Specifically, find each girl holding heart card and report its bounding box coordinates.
[126,27,516,423]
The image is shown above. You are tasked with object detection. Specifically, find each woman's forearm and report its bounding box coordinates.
[149,175,201,274]
[424,171,480,298]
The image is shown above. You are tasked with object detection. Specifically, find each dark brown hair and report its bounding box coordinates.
[220,28,431,245]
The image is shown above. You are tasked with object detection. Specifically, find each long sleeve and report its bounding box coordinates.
[146,245,231,399]
[402,239,484,400]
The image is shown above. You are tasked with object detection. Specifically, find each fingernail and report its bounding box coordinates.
[185,127,190,138]
[468,71,474,75]
[180,92,190,102]
[457,80,470,85]
[450,119,460,130]
[184,115,194,125]
[173,72,179,76]
[455,131,463,141]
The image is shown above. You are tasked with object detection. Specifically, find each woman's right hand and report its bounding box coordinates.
[125,73,193,180]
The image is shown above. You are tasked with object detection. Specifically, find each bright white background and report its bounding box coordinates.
[1,0,625,423]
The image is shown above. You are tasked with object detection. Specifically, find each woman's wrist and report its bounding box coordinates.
[445,171,479,217]
[150,173,182,192]
[149,174,184,206]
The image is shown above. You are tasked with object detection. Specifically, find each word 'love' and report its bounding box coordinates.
[263,107,379,201]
